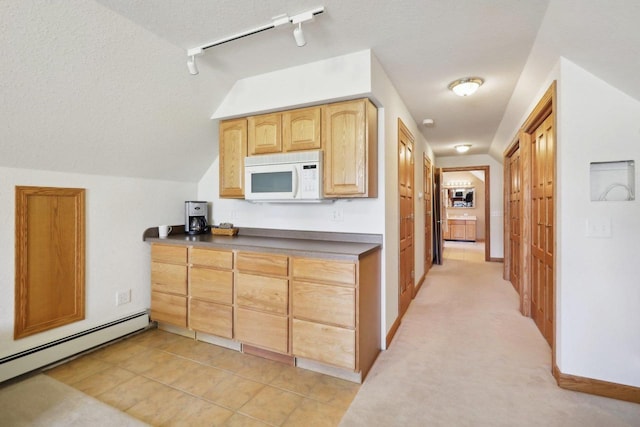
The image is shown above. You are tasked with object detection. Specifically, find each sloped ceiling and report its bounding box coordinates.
[2,1,639,182]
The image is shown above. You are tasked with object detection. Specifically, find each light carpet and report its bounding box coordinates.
[340,243,640,426]
[0,373,147,426]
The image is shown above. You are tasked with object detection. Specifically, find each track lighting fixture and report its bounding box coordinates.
[186,6,324,74]
[293,23,306,47]
[187,55,198,75]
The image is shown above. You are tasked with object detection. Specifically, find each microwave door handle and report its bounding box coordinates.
[292,166,299,198]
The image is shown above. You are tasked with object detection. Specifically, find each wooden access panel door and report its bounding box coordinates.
[14,186,85,339]
[219,118,247,198]
[283,106,321,152]
[531,114,554,346]
[248,113,282,155]
[398,119,414,317]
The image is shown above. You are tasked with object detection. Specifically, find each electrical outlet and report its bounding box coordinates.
[116,290,131,306]
[331,208,344,222]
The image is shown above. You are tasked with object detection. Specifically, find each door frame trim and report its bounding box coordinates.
[441,165,491,262]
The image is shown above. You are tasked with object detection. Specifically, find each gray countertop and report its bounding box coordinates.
[144,227,382,261]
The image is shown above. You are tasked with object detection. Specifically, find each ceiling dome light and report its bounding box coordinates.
[448,77,484,97]
[455,144,471,153]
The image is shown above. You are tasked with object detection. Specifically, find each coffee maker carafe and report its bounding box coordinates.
[185,201,209,235]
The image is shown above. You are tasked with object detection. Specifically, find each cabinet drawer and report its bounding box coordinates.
[449,220,466,226]
[151,291,187,327]
[190,248,233,269]
[292,258,356,286]
[292,281,355,328]
[189,299,232,338]
[151,262,187,295]
[292,319,355,370]
[236,273,288,314]
[236,252,288,277]
[190,268,233,304]
[152,244,187,264]
[236,308,288,353]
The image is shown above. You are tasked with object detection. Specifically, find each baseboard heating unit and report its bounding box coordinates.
[0,311,149,383]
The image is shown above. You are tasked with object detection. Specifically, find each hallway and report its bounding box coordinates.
[341,241,640,426]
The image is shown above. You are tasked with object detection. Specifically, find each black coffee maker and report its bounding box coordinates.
[185,201,209,235]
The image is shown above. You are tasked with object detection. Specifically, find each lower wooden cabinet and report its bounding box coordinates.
[444,218,477,241]
[188,248,234,337]
[235,307,288,354]
[150,244,188,327]
[149,243,381,380]
[151,291,187,328]
[292,319,356,370]
[189,298,232,338]
[290,251,380,378]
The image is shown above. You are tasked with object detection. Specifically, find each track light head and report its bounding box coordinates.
[187,55,199,75]
[293,23,306,47]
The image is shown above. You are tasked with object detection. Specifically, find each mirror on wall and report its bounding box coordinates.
[446,187,474,208]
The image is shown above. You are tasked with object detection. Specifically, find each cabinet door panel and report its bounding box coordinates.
[219,118,247,198]
[190,248,233,269]
[248,113,282,155]
[190,268,233,304]
[189,299,232,338]
[236,273,288,314]
[152,244,187,264]
[292,319,355,370]
[465,221,477,241]
[236,251,288,277]
[292,281,355,328]
[451,224,466,240]
[151,262,187,295]
[283,106,321,152]
[292,258,355,286]
[236,308,288,353]
[151,292,187,327]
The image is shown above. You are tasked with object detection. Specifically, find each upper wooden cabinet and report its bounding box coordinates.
[248,113,282,155]
[323,99,378,198]
[219,118,247,198]
[283,106,321,152]
[219,99,377,199]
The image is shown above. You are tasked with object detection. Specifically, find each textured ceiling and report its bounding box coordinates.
[2,1,639,181]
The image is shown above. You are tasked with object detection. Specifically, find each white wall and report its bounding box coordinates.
[556,59,640,387]
[435,155,504,259]
[0,166,195,358]
[198,50,435,345]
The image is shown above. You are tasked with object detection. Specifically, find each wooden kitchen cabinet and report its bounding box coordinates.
[444,218,477,241]
[150,244,188,327]
[188,248,234,338]
[323,98,378,198]
[291,250,380,378]
[234,251,289,353]
[248,113,282,155]
[219,118,247,198]
[283,106,321,152]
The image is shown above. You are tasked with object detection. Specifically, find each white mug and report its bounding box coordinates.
[158,225,172,238]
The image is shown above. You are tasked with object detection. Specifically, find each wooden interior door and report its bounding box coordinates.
[424,155,433,276]
[508,145,522,294]
[531,114,554,346]
[398,119,414,317]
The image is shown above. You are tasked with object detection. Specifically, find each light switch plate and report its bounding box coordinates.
[585,217,612,238]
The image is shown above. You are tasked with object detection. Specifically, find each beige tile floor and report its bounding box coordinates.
[45,329,359,426]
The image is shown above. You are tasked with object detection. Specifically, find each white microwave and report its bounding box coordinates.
[244,151,323,202]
